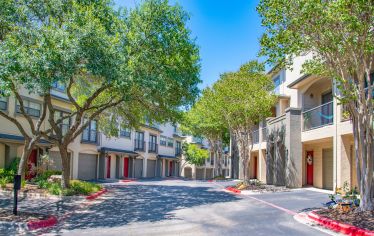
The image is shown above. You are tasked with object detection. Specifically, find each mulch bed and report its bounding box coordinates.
[0,209,48,223]
[240,184,289,192]
[2,183,48,195]
[316,208,374,231]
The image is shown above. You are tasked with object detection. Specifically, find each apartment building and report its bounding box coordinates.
[0,84,185,181]
[180,136,231,180]
[248,54,365,191]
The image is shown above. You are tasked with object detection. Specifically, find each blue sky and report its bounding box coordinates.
[114,0,264,89]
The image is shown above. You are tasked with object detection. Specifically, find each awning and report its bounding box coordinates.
[100,147,138,156]
[157,154,178,160]
[287,74,312,89]
[0,133,50,145]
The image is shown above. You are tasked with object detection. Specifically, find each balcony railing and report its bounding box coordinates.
[302,101,333,131]
[148,142,158,153]
[134,139,145,151]
[252,130,259,144]
[261,127,267,142]
[175,148,182,156]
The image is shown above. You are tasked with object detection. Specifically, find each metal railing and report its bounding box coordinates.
[148,142,158,153]
[175,148,182,156]
[302,101,333,131]
[134,139,145,151]
[252,130,259,144]
[261,127,267,142]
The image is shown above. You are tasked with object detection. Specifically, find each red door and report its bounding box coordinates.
[106,156,111,178]
[169,161,173,176]
[254,156,258,179]
[26,150,37,180]
[306,151,313,185]
[123,158,129,178]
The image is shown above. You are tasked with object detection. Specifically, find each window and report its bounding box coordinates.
[82,120,97,143]
[120,127,131,138]
[149,134,157,153]
[167,138,174,147]
[175,141,182,156]
[52,81,66,91]
[273,75,281,94]
[160,136,167,146]
[134,131,145,151]
[16,100,41,117]
[54,110,70,135]
[0,97,7,111]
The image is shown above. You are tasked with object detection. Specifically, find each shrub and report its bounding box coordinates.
[48,183,62,195]
[0,178,7,189]
[37,180,49,189]
[70,180,102,195]
[7,158,20,173]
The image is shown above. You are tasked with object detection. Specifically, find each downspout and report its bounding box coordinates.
[334,79,338,192]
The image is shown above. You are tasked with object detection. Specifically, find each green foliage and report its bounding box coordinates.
[48,183,62,195]
[213,60,276,130]
[0,178,7,189]
[37,178,102,196]
[37,180,49,189]
[6,158,20,175]
[34,170,62,183]
[70,180,102,195]
[182,143,209,166]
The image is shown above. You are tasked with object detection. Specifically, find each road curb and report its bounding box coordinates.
[27,216,58,231]
[308,210,374,236]
[225,186,241,194]
[85,188,108,200]
[120,179,137,183]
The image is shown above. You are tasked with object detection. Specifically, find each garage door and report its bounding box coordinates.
[196,168,204,180]
[323,148,334,190]
[206,168,213,180]
[147,160,156,178]
[78,153,97,180]
[184,167,192,178]
[134,159,143,178]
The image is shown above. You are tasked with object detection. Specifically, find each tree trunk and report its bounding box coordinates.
[217,141,223,176]
[59,145,71,189]
[230,131,239,179]
[352,109,373,211]
[17,140,34,181]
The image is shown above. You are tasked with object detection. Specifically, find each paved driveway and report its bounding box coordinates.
[41,179,329,236]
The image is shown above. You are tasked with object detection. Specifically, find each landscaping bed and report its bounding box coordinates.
[0,209,48,223]
[315,208,374,231]
[230,180,289,193]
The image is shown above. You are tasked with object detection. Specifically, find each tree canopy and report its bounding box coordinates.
[182,143,209,167]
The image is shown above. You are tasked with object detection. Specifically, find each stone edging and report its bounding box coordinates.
[308,210,374,236]
[85,188,108,200]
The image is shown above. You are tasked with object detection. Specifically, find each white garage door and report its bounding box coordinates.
[48,151,62,171]
[184,167,192,178]
[147,160,156,178]
[323,148,334,190]
[196,168,204,180]
[134,159,143,178]
[78,153,97,180]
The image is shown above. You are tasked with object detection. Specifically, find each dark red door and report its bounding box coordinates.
[306,151,313,185]
[26,149,37,180]
[169,161,173,176]
[254,156,258,179]
[106,156,111,178]
[123,158,129,178]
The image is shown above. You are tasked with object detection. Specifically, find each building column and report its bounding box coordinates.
[332,96,339,192]
[0,143,5,168]
[161,159,166,177]
[337,135,352,188]
[143,155,148,178]
[72,151,79,179]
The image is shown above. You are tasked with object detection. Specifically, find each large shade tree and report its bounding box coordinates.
[213,61,276,181]
[257,0,373,211]
[183,88,227,176]
[0,0,200,188]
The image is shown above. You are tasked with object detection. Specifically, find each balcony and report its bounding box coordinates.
[81,130,98,144]
[175,148,182,156]
[252,130,259,144]
[302,101,333,131]
[148,142,158,153]
[134,139,145,152]
[261,127,267,142]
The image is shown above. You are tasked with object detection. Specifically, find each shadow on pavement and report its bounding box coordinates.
[55,184,239,232]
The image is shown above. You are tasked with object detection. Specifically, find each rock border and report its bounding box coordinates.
[308,210,374,236]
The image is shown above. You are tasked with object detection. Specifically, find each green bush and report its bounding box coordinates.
[7,158,20,173]
[48,183,62,195]
[37,180,49,189]
[70,180,102,195]
[34,170,62,182]
[0,178,7,189]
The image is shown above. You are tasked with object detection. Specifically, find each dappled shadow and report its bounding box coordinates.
[54,183,239,232]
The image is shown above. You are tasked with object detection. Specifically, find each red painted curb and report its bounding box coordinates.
[120,179,137,183]
[225,186,241,194]
[207,180,213,182]
[27,216,58,231]
[308,211,374,236]
[85,188,108,200]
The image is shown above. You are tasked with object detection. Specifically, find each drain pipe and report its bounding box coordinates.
[334,79,338,192]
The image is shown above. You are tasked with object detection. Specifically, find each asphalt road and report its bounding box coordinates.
[40,179,330,236]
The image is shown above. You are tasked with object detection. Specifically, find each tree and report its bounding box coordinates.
[213,61,276,181]
[183,88,228,177]
[180,142,209,173]
[257,0,373,211]
[0,0,200,188]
